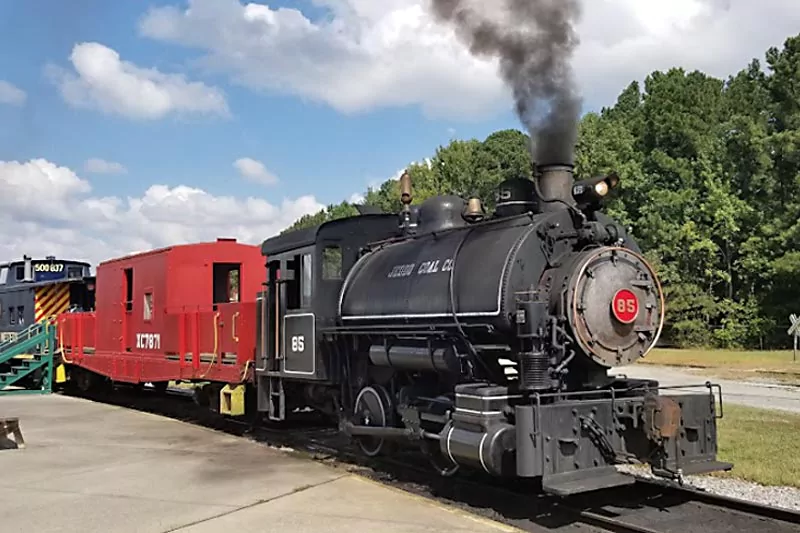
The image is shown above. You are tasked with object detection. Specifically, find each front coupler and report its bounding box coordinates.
[512,381,732,495]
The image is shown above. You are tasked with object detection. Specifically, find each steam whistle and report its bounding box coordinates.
[399,170,416,234]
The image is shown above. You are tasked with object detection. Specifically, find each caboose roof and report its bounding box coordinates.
[0,276,95,292]
[97,238,256,267]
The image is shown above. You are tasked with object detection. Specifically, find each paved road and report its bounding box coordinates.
[612,364,800,415]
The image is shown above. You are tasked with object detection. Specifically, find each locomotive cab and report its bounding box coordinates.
[255,213,402,420]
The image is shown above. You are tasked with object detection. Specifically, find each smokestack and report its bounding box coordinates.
[535,163,575,212]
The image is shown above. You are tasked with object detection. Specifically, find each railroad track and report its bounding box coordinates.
[62,385,800,533]
[555,480,800,533]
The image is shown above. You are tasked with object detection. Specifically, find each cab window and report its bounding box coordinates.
[322,246,342,280]
[286,252,313,310]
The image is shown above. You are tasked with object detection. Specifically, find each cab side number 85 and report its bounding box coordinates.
[291,335,305,352]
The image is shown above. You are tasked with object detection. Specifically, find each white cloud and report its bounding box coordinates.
[138,0,800,118]
[85,158,127,175]
[574,0,800,107]
[138,0,506,120]
[234,157,278,185]
[46,42,229,120]
[0,159,91,223]
[0,80,26,106]
[348,192,365,204]
[0,158,323,267]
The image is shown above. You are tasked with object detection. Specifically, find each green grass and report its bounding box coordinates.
[639,348,800,384]
[713,404,800,488]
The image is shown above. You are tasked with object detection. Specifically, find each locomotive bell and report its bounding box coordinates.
[463,197,485,223]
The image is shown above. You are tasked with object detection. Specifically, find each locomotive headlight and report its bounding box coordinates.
[594,181,609,197]
[573,172,621,209]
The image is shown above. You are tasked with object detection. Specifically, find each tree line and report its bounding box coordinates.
[286,34,800,350]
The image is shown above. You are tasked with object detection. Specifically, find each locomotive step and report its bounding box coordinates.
[542,467,636,496]
[652,460,734,478]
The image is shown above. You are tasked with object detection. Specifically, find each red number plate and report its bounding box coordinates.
[612,289,639,324]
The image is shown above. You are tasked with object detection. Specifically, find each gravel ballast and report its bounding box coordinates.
[616,464,800,512]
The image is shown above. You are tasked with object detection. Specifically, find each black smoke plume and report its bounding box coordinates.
[430,0,583,165]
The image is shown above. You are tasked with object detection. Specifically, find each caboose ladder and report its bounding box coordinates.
[0,321,56,395]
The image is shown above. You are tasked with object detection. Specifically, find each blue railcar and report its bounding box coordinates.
[0,256,95,343]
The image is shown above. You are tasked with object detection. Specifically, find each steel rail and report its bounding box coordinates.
[637,479,800,526]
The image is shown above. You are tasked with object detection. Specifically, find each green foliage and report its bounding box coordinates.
[283,201,360,234]
[284,33,800,349]
[285,128,533,233]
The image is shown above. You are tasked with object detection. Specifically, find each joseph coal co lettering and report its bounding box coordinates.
[387,258,454,279]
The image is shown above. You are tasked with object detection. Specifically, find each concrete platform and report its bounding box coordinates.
[0,394,517,533]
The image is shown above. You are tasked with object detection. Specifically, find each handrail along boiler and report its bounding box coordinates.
[256,163,731,496]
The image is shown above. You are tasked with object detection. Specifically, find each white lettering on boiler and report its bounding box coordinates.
[387,258,454,278]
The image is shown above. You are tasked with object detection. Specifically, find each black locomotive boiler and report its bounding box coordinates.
[256,163,730,496]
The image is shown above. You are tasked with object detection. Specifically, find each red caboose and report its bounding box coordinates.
[58,238,265,413]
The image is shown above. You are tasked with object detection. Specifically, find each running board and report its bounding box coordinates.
[542,467,636,496]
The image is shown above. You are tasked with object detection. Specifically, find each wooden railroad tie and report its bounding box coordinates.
[0,417,25,450]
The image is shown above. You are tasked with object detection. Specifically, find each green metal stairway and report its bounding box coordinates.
[0,320,56,395]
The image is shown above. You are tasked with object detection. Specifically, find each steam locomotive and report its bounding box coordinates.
[253,163,730,495]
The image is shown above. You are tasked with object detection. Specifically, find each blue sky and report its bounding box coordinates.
[1,0,798,266]
[0,0,517,204]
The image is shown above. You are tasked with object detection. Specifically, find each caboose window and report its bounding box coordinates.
[124,268,133,312]
[143,292,153,321]
[322,246,342,280]
[228,269,239,302]
[0,266,7,284]
[213,263,241,304]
